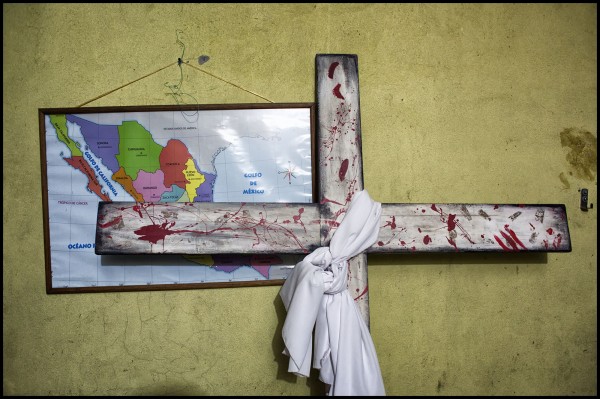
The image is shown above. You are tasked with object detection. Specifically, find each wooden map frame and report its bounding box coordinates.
[39,103,316,293]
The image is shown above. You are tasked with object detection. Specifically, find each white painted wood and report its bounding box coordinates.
[96,202,572,254]
[315,54,371,325]
[96,202,321,255]
[370,203,571,252]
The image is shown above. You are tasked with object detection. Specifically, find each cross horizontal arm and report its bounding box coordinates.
[370,203,571,253]
[95,201,571,255]
[95,202,322,255]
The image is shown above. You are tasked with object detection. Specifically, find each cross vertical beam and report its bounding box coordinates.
[315,54,371,325]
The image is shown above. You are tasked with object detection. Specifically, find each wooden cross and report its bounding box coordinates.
[95,54,571,326]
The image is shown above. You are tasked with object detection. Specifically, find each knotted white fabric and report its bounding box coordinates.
[279,190,386,396]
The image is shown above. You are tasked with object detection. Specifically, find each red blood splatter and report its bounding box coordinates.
[422,209,426,213]
[339,159,349,181]
[134,222,177,244]
[292,208,305,230]
[500,230,519,250]
[133,205,143,218]
[322,220,341,228]
[328,62,339,79]
[504,226,527,249]
[447,214,457,231]
[494,235,512,251]
[553,234,562,249]
[98,215,122,229]
[378,241,384,246]
[430,203,474,245]
[400,241,406,246]
[320,197,344,206]
[423,235,432,245]
[546,228,554,235]
[418,227,422,233]
[446,237,458,251]
[354,285,369,300]
[250,227,262,247]
[481,234,485,238]
[333,83,345,99]
[383,216,396,230]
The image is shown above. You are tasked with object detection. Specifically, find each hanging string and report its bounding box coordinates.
[183,62,274,103]
[164,30,202,122]
[76,61,177,107]
[77,29,274,108]
[172,29,272,103]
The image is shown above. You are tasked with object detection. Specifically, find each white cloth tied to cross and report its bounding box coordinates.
[279,190,386,396]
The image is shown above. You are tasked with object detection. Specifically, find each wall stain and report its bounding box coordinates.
[436,371,447,393]
[560,128,597,181]
[558,172,570,189]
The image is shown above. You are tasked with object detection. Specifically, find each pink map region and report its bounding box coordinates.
[212,254,284,278]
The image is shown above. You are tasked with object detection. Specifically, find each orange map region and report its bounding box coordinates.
[160,139,192,189]
[64,156,110,202]
[112,167,144,202]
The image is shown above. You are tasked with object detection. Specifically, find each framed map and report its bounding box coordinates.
[39,103,315,293]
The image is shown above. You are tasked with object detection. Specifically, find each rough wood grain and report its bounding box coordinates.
[370,203,571,252]
[315,54,371,324]
[96,202,322,255]
[96,202,571,254]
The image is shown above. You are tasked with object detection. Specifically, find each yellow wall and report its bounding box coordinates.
[3,3,596,395]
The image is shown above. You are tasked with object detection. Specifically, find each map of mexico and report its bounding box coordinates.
[42,106,313,289]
